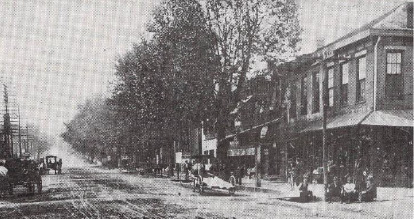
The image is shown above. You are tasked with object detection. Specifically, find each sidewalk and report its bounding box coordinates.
[119,168,413,218]
[239,177,413,202]
[145,170,413,204]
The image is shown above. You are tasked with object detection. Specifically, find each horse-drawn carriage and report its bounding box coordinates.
[3,158,42,195]
[190,155,236,195]
[44,155,62,174]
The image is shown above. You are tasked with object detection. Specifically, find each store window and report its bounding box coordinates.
[301,75,308,115]
[386,51,403,99]
[312,72,320,113]
[356,56,366,102]
[289,83,297,118]
[340,62,349,106]
[328,68,334,107]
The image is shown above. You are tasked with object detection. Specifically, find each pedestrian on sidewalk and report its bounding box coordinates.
[184,161,189,180]
[229,171,236,186]
[298,176,313,202]
[238,165,245,185]
[176,163,180,180]
[57,158,63,174]
[295,158,304,186]
[288,162,297,190]
[0,161,9,196]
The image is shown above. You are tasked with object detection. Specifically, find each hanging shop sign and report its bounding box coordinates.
[227,148,255,156]
[260,126,268,139]
[229,136,240,148]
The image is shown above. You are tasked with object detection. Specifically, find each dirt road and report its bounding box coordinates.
[0,166,411,218]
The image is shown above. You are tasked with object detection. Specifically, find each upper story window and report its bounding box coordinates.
[356,56,366,102]
[300,75,308,115]
[328,68,334,107]
[288,83,297,119]
[340,62,349,106]
[386,51,403,99]
[312,72,320,113]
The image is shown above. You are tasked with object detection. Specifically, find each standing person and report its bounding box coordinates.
[200,161,206,177]
[184,161,189,180]
[57,159,63,174]
[176,163,180,180]
[188,160,193,175]
[38,158,46,175]
[229,172,236,186]
[0,161,9,195]
[238,165,245,185]
[288,162,296,190]
[295,158,303,186]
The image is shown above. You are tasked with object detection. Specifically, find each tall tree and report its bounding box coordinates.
[61,97,117,163]
[202,0,302,161]
[148,0,219,130]
[106,0,218,168]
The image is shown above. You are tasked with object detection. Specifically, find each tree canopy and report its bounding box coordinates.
[62,0,301,165]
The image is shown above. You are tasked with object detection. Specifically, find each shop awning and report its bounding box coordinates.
[301,110,413,133]
[301,111,371,132]
[361,110,413,127]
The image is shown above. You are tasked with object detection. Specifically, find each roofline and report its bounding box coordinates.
[371,28,414,37]
[315,2,411,56]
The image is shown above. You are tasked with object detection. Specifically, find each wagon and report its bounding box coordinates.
[120,156,136,173]
[45,155,59,174]
[189,155,235,195]
[4,158,42,194]
[192,173,236,195]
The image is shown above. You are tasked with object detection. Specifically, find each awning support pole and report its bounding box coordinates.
[321,61,329,200]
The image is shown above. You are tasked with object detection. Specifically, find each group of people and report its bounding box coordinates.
[228,167,245,186]
[286,157,378,203]
[326,175,377,203]
[293,173,377,203]
[229,165,245,186]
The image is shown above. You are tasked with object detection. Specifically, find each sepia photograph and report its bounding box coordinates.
[0,0,412,218]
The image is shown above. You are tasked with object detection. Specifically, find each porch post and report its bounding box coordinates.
[255,143,261,187]
[321,61,329,198]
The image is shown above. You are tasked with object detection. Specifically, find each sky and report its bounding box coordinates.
[0,0,410,145]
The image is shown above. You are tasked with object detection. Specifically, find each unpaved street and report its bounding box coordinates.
[0,166,411,218]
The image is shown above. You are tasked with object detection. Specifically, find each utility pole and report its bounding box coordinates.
[285,85,291,182]
[3,84,12,158]
[18,106,22,157]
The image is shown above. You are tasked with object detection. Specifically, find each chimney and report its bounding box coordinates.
[316,38,325,50]
[407,2,413,28]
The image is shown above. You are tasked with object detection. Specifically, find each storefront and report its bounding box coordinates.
[285,110,413,187]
